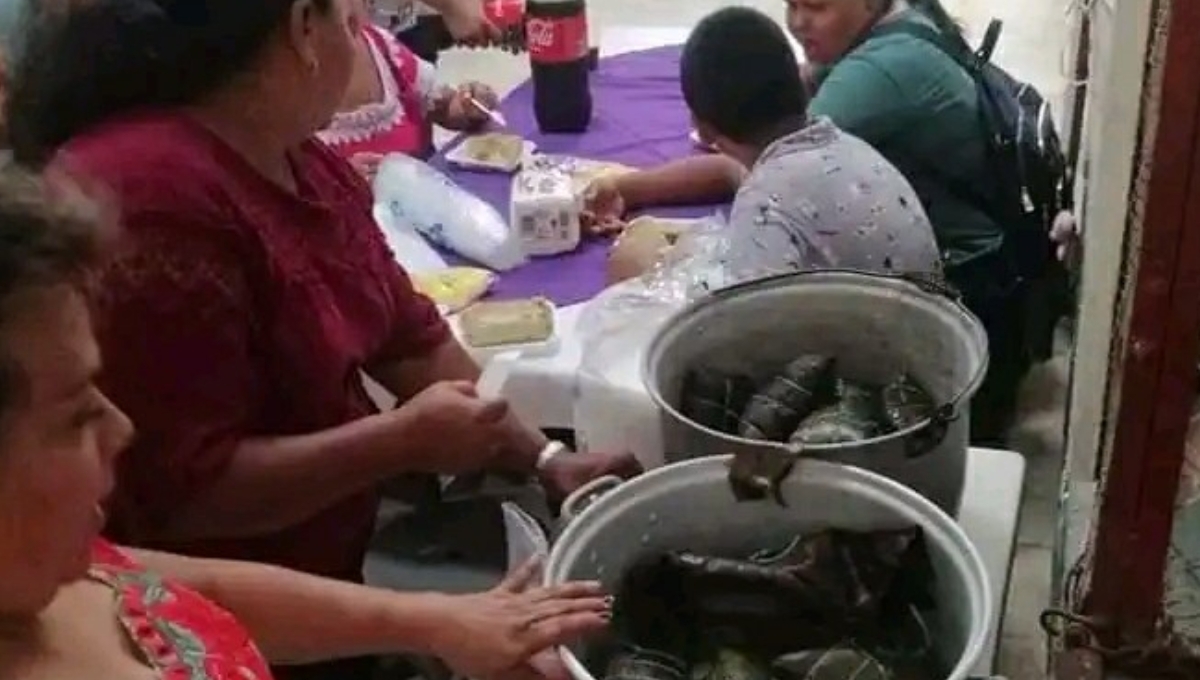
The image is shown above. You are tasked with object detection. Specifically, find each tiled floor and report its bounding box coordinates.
[434,2,1073,678]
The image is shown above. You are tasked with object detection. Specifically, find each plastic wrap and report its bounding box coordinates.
[502,500,550,572]
[574,215,736,469]
[372,153,527,271]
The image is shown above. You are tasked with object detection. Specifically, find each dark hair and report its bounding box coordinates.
[680,7,808,146]
[0,166,107,411]
[6,0,331,167]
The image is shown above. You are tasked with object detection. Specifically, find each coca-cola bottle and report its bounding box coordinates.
[525,0,592,133]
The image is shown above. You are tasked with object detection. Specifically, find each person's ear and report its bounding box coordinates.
[694,120,720,147]
[288,0,323,76]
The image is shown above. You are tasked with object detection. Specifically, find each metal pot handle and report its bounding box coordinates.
[558,475,624,527]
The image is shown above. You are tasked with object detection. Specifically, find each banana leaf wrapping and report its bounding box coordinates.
[690,648,770,680]
[610,528,935,662]
[772,648,890,680]
[790,380,883,445]
[680,369,756,434]
[605,647,689,680]
[736,356,835,441]
[880,374,935,432]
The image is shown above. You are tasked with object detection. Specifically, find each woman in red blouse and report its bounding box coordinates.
[0,167,609,680]
[6,2,638,678]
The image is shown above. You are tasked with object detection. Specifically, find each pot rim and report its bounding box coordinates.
[640,269,990,451]
[546,456,993,680]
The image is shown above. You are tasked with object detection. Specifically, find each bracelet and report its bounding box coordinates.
[535,440,569,471]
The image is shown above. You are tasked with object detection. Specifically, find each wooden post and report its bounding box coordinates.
[1082,0,1200,644]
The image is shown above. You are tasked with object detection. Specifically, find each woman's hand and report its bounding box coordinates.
[581,178,628,236]
[402,380,512,474]
[430,559,611,680]
[441,0,503,45]
[436,82,501,131]
[350,152,384,182]
[1050,210,1080,269]
[539,451,643,501]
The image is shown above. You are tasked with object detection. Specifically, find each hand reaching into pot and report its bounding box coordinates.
[429,558,611,680]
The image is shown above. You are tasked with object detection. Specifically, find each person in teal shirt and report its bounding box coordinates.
[0,0,27,56]
[0,0,26,154]
[584,0,1028,444]
[798,0,1003,270]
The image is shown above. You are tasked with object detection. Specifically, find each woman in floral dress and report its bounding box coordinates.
[0,167,610,680]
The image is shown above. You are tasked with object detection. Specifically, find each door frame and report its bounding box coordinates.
[1080,0,1200,646]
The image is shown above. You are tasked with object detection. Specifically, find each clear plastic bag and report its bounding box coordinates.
[501,501,550,572]
[372,153,527,271]
[574,214,736,468]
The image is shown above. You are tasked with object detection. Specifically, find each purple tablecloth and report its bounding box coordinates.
[432,45,726,306]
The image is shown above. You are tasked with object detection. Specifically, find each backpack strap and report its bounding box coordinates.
[860,18,1010,222]
[868,17,1003,73]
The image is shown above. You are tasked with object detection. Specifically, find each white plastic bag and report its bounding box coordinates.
[372,153,527,271]
[372,203,447,274]
[574,214,735,469]
[501,501,549,572]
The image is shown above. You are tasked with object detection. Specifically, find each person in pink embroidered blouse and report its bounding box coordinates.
[5,2,639,679]
[320,0,499,176]
[0,167,610,680]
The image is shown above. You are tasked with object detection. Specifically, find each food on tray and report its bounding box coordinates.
[459,297,555,348]
[681,355,936,446]
[460,132,526,167]
[410,267,495,312]
[606,217,692,284]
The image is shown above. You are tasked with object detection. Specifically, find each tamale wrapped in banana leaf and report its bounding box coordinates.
[737,355,835,442]
[605,646,688,680]
[680,369,755,434]
[772,648,890,680]
[789,380,883,445]
[880,374,935,432]
[690,648,770,680]
[612,528,933,660]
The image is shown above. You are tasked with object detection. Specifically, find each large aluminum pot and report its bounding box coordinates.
[643,270,988,513]
[547,457,994,680]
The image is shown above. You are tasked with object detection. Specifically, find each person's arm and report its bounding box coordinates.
[131,548,458,663]
[614,154,746,211]
[367,335,547,474]
[127,548,608,671]
[422,0,501,44]
[98,213,445,543]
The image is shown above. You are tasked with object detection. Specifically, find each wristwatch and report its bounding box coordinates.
[535,440,570,471]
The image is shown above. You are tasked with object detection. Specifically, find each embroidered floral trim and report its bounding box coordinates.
[88,553,268,680]
[320,28,408,148]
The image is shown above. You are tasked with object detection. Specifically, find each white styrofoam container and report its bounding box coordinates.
[510,169,582,257]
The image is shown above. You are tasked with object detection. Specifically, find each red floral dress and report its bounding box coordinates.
[89,540,275,680]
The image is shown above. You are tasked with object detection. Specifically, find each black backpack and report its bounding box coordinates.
[873,18,1073,359]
